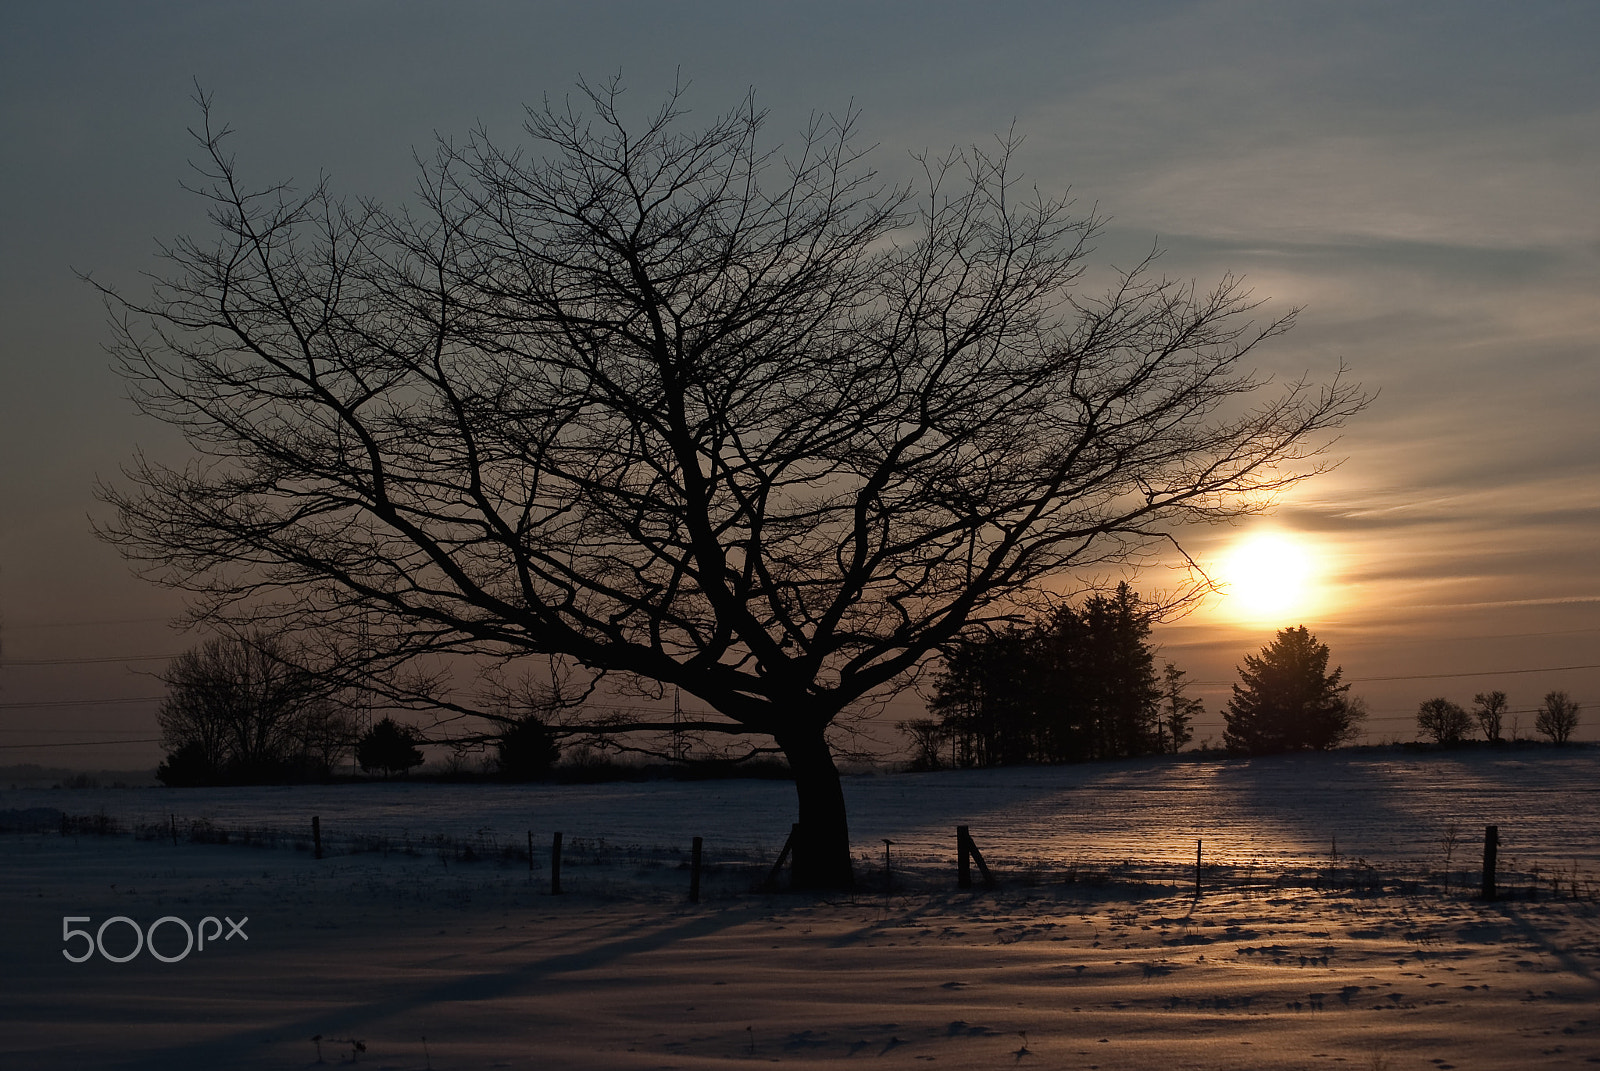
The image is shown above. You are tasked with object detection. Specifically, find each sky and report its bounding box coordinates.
[1,0,1596,768]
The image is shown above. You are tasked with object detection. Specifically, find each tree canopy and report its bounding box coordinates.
[96,81,1365,887]
[496,715,561,780]
[1223,626,1360,754]
[927,583,1175,766]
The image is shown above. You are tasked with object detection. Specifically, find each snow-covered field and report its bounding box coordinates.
[5,748,1599,1069]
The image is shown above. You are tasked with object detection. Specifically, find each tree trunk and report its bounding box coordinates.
[777,727,854,891]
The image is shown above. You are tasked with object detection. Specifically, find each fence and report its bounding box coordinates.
[25,809,1600,904]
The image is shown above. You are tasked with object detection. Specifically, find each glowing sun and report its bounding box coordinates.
[1219,532,1317,620]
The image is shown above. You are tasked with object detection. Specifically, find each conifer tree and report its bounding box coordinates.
[356,717,425,778]
[1157,663,1202,753]
[1224,627,1358,754]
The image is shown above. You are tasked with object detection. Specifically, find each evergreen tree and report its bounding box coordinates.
[356,717,425,778]
[1223,627,1357,754]
[929,583,1164,765]
[1157,663,1202,753]
[928,627,1040,766]
[1033,583,1161,760]
[1082,584,1160,758]
[1029,605,1091,763]
[156,741,219,787]
[496,715,561,780]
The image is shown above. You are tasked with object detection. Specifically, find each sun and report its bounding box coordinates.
[1218,532,1317,621]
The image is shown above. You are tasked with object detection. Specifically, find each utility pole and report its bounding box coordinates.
[671,686,686,762]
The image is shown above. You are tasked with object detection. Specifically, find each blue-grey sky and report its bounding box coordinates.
[3,1,1597,765]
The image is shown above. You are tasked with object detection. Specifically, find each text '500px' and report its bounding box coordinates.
[62,915,248,963]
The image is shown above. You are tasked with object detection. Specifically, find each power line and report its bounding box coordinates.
[0,728,158,735]
[3,654,178,666]
[0,738,161,749]
[1330,625,1600,648]
[0,616,174,631]
[1350,663,1600,683]
[0,696,165,709]
[1191,662,1600,687]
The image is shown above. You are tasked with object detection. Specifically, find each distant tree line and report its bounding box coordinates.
[154,632,563,785]
[918,598,1583,767]
[1414,689,1580,746]
[909,585,1199,769]
[914,614,1380,767]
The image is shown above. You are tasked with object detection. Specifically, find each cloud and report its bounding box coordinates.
[1115,121,1600,252]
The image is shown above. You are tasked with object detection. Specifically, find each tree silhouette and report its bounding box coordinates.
[1223,627,1359,754]
[496,715,560,780]
[928,584,1168,764]
[156,741,217,788]
[1040,584,1163,760]
[94,82,1365,888]
[1157,662,1202,753]
[1535,690,1580,745]
[1472,690,1508,743]
[1416,697,1471,746]
[155,631,354,783]
[356,717,424,778]
[927,627,1038,767]
[896,717,950,771]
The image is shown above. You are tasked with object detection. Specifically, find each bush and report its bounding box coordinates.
[156,741,219,787]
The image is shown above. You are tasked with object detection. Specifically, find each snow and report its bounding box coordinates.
[4,748,1599,1069]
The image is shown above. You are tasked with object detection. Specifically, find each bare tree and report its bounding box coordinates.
[1472,690,1507,744]
[156,630,354,782]
[1535,690,1580,745]
[95,81,1366,887]
[1415,697,1472,746]
[896,718,951,771]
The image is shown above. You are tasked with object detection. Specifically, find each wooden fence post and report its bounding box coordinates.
[527,830,534,882]
[312,815,322,860]
[1194,838,1202,899]
[690,836,704,903]
[170,814,178,847]
[956,826,994,889]
[551,831,563,895]
[764,824,799,891]
[1481,825,1499,901]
